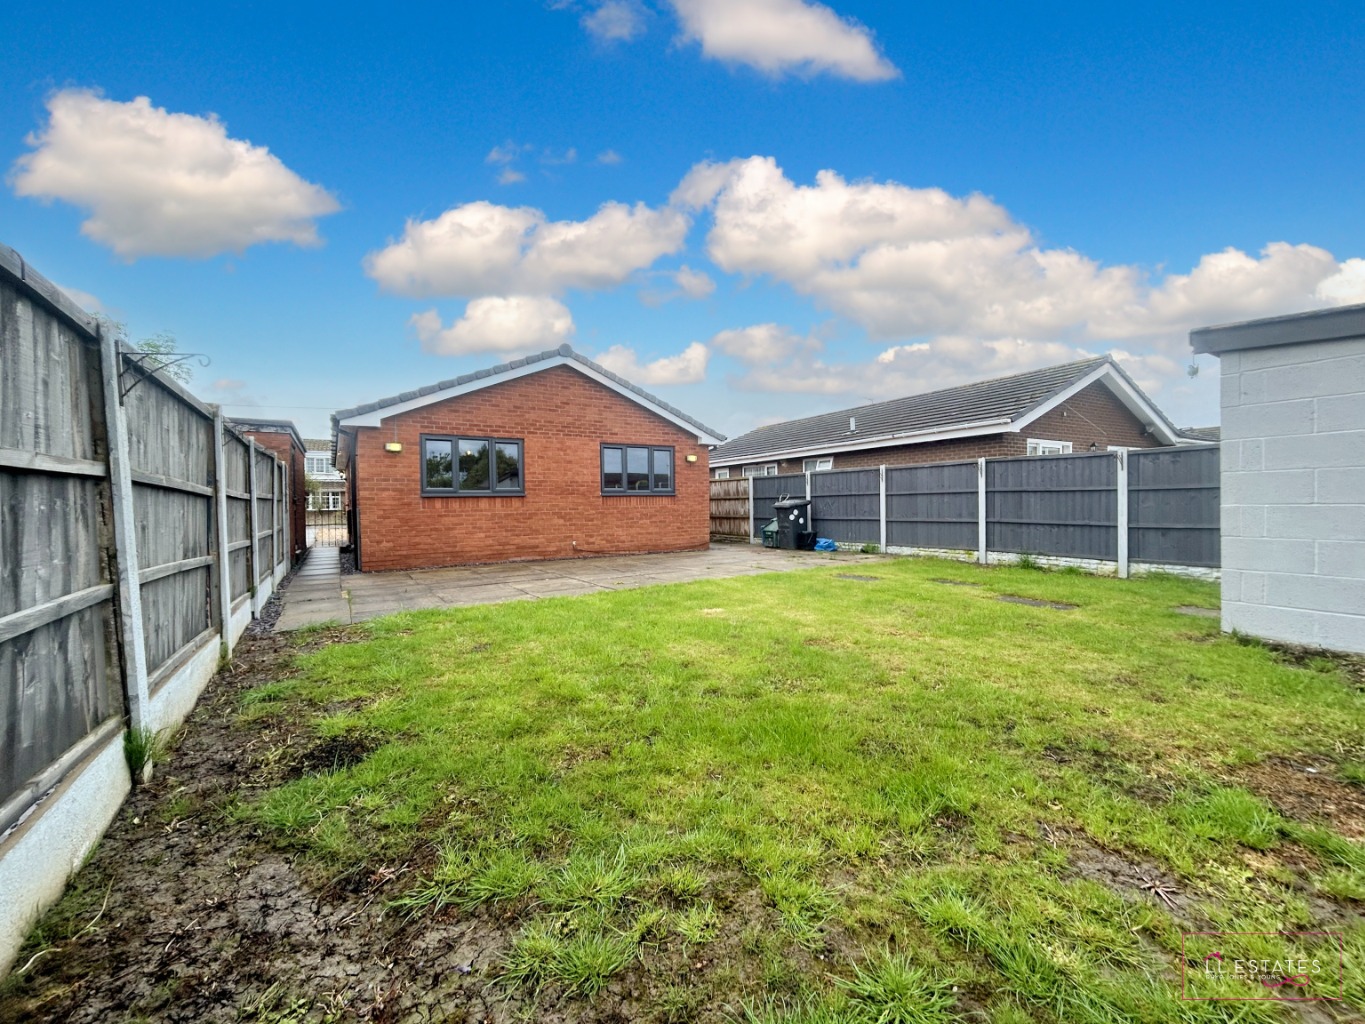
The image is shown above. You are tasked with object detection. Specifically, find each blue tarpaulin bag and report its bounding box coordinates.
[813,538,838,551]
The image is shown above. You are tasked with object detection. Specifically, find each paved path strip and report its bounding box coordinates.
[275,546,350,630]
[275,544,877,631]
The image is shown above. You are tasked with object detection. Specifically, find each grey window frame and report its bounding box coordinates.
[600,443,676,495]
[420,433,525,496]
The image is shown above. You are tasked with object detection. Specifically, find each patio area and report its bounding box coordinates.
[275,543,877,630]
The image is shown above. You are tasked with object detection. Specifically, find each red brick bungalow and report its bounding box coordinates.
[331,345,726,572]
[710,356,1193,478]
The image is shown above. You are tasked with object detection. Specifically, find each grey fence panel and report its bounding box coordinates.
[1129,445,1221,567]
[0,280,120,811]
[223,434,253,602]
[254,449,276,582]
[886,461,978,550]
[123,367,217,678]
[0,283,105,461]
[987,453,1117,559]
[810,469,880,544]
[749,473,805,538]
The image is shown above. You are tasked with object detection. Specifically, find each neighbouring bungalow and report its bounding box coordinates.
[710,356,1197,478]
[331,344,726,572]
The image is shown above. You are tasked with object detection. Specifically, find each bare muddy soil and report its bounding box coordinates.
[0,634,574,1024]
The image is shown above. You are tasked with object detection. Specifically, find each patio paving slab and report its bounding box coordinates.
[273,544,877,629]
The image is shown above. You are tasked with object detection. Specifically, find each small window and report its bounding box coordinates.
[322,491,343,511]
[803,457,833,472]
[742,464,778,478]
[714,467,730,479]
[1026,439,1073,456]
[305,455,332,475]
[422,434,524,495]
[601,445,675,494]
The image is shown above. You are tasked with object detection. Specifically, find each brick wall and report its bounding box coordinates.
[722,381,1163,476]
[349,366,711,572]
[235,429,307,563]
[1218,336,1365,653]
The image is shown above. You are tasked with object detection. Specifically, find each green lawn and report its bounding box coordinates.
[242,557,1364,1022]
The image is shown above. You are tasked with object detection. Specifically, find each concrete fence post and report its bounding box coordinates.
[805,471,812,502]
[247,438,260,614]
[1116,449,1130,579]
[879,465,887,551]
[977,457,988,564]
[97,328,151,734]
[747,476,755,544]
[212,409,233,650]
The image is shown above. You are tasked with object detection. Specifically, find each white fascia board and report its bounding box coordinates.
[1011,364,1182,445]
[710,416,1014,467]
[337,356,725,445]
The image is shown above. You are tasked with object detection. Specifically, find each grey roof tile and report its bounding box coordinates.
[712,358,1112,464]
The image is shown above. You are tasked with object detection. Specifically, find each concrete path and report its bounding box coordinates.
[275,546,350,630]
[275,544,877,631]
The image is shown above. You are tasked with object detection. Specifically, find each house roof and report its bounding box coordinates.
[712,356,1183,465]
[227,417,306,451]
[332,344,725,445]
[1179,426,1221,443]
[303,438,332,452]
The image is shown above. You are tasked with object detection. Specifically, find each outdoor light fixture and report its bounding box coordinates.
[384,442,403,453]
[685,454,699,463]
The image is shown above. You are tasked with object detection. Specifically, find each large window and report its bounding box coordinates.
[601,445,674,494]
[742,464,778,478]
[422,435,524,495]
[305,455,333,475]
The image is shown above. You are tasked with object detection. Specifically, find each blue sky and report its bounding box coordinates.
[3,1,1363,440]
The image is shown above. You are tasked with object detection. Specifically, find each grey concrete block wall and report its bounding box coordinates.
[1216,336,1365,653]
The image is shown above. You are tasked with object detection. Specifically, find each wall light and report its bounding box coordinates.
[384,442,403,453]
[685,454,699,463]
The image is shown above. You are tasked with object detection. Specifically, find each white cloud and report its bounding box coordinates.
[595,341,709,385]
[675,265,716,299]
[11,90,339,259]
[411,296,575,356]
[710,323,821,364]
[497,167,527,186]
[596,149,624,165]
[1316,257,1365,304]
[684,156,1364,362]
[583,0,647,41]
[211,378,247,392]
[366,199,690,297]
[666,0,898,81]
[486,142,532,165]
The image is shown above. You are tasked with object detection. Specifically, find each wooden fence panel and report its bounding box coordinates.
[750,473,805,539]
[810,469,880,545]
[987,452,1118,560]
[886,461,978,551]
[222,434,253,603]
[709,478,750,537]
[122,363,217,679]
[0,280,120,813]
[1129,445,1221,567]
[254,448,276,582]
